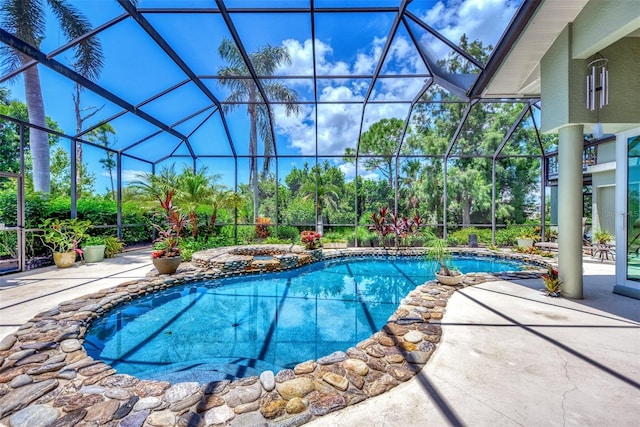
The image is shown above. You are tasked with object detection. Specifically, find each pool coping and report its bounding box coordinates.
[0,247,551,426]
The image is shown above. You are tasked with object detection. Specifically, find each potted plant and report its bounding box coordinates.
[425,234,464,285]
[516,229,535,248]
[82,236,107,263]
[39,218,92,268]
[151,189,187,275]
[542,266,562,297]
[594,229,613,245]
[300,230,322,250]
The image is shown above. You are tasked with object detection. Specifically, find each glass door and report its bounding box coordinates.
[0,173,23,274]
[627,136,640,281]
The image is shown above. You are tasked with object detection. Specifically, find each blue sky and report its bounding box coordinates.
[1,0,521,193]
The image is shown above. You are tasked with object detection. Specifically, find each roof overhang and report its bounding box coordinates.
[482,0,590,98]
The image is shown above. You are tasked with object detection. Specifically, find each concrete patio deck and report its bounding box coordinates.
[0,251,638,426]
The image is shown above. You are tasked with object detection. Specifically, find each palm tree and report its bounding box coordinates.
[128,164,180,207]
[0,0,102,193]
[217,38,301,221]
[209,187,245,229]
[299,173,340,233]
[176,167,213,239]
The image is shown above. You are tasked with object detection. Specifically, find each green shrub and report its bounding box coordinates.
[179,238,209,262]
[447,227,492,246]
[275,225,299,241]
[345,226,376,245]
[321,231,348,243]
[104,237,124,258]
[236,225,256,244]
[263,236,291,244]
[77,198,118,225]
[0,231,17,258]
[180,234,237,261]
[496,226,526,246]
[0,191,49,229]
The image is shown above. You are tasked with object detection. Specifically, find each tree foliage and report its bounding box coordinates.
[1,0,103,193]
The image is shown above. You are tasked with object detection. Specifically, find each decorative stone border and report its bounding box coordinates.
[0,247,549,426]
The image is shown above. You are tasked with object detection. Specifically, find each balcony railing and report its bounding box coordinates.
[546,145,597,183]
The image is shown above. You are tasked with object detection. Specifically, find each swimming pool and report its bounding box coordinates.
[84,255,523,383]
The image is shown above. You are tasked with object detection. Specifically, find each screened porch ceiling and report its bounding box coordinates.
[0,0,558,171]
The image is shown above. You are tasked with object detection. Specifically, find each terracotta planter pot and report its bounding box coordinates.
[152,256,182,274]
[53,251,77,268]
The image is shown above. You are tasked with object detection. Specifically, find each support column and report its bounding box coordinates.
[558,124,584,298]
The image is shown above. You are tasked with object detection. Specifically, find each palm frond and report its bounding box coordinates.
[218,38,246,70]
[1,0,46,46]
[265,82,302,116]
[47,0,103,80]
[251,45,291,74]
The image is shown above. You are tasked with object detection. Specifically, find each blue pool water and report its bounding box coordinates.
[84,255,523,383]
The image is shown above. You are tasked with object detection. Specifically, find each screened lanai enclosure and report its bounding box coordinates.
[1,0,596,272]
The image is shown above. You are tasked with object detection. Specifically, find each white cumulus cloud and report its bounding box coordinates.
[271,0,516,161]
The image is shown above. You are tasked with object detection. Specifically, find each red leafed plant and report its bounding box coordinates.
[152,189,187,258]
[255,217,272,239]
[151,250,166,259]
[300,230,322,250]
[369,206,424,248]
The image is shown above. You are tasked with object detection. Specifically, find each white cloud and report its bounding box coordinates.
[271,0,516,159]
[419,0,518,60]
[338,163,380,181]
[119,169,147,184]
[275,35,423,157]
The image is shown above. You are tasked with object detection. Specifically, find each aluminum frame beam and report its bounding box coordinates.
[118,0,237,157]
[0,29,192,150]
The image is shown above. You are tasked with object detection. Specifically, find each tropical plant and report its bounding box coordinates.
[352,226,376,246]
[541,266,562,297]
[388,212,423,246]
[210,187,245,228]
[320,232,348,243]
[255,217,271,239]
[299,173,340,230]
[83,235,106,247]
[103,236,124,258]
[39,218,91,255]
[176,166,213,239]
[425,232,456,276]
[1,0,103,193]
[300,230,321,250]
[151,189,187,258]
[518,228,536,239]
[80,234,122,258]
[369,206,393,247]
[128,164,180,207]
[368,206,423,248]
[217,37,301,221]
[594,229,613,245]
